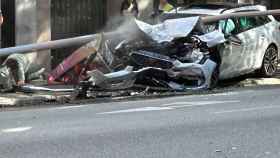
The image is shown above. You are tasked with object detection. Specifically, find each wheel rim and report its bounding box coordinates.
[263,47,278,76]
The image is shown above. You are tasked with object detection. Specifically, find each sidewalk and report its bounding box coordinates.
[0,92,71,107]
[238,78,280,87]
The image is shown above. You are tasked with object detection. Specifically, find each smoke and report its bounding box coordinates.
[101,0,154,44]
[138,0,150,11]
[104,16,144,43]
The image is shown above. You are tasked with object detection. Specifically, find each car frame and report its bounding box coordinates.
[162,3,280,80]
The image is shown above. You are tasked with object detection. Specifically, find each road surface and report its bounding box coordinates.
[1,87,280,158]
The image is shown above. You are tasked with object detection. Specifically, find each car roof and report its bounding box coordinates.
[161,3,270,22]
[188,2,254,10]
[169,2,267,15]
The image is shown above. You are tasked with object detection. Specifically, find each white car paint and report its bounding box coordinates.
[219,7,280,79]
[223,5,267,13]
[169,5,280,80]
[220,22,266,79]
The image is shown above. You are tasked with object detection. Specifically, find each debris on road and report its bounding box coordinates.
[70,17,221,98]
[48,34,103,84]
[0,54,45,92]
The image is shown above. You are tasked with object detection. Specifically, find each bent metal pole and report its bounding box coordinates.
[0,10,280,57]
[0,34,99,57]
[202,9,280,23]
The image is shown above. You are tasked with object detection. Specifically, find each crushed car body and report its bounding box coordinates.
[61,16,224,96]
[162,4,280,79]
[0,4,280,96]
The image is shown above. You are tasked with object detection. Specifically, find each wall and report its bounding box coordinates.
[107,0,123,18]
[1,0,15,48]
[51,0,107,67]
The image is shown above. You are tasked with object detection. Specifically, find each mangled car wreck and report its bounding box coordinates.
[72,17,225,94]
[0,5,280,98]
[46,16,224,97]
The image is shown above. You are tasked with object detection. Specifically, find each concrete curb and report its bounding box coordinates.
[0,93,70,107]
[238,78,280,87]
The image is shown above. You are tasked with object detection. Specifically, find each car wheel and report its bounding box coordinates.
[209,67,219,89]
[260,46,278,77]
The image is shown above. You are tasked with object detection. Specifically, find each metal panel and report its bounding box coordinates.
[51,0,107,68]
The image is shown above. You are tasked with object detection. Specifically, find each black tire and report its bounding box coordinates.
[260,46,278,77]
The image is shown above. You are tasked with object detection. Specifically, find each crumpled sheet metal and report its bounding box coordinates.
[87,58,217,91]
[83,15,221,92]
[48,34,103,83]
[194,30,226,48]
[0,66,15,91]
[19,85,74,93]
[87,66,136,90]
[172,59,217,90]
[135,16,200,43]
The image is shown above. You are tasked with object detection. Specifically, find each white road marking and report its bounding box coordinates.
[99,100,240,115]
[213,106,280,114]
[164,100,240,108]
[231,147,237,150]
[98,107,173,115]
[205,91,240,96]
[2,127,32,133]
[52,105,88,110]
[200,90,257,97]
[265,151,271,155]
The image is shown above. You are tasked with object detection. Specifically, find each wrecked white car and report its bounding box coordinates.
[82,3,280,93]
[1,3,280,95]
[77,16,223,93]
[163,4,280,79]
[75,3,280,95]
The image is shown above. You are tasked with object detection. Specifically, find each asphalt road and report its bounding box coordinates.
[1,87,280,158]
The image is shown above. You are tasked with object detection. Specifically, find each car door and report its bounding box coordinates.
[250,15,277,70]
[219,16,261,79]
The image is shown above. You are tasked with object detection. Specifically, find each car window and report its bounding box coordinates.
[238,17,258,32]
[256,16,271,26]
[235,16,271,34]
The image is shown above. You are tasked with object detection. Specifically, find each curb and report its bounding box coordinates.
[238,78,280,87]
[0,93,71,107]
